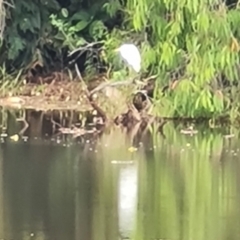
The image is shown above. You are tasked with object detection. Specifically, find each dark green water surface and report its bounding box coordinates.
[0,109,239,240]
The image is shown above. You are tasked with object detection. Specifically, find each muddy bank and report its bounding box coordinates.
[0,71,156,125]
[0,72,230,131]
[0,81,92,111]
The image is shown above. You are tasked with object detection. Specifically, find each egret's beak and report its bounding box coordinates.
[114,47,119,52]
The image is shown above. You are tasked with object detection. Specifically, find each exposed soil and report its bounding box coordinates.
[0,81,92,111]
[0,71,110,110]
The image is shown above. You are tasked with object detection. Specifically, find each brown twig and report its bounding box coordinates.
[90,79,134,95]
[68,41,104,57]
[75,64,108,122]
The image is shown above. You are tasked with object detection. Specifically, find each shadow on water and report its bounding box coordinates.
[0,108,240,239]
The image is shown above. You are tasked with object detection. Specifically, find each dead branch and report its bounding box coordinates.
[90,79,134,95]
[68,41,104,57]
[75,64,108,122]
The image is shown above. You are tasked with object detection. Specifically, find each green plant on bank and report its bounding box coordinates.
[1,0,240,120]
[102,0,240,119]
[0,65,23,97]
[110,0,240,117]
[1,0,112,70]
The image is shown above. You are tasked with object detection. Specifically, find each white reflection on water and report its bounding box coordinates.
[118,163,138,236]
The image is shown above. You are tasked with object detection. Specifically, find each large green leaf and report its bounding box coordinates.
[69,21,90,32]
[8,37,26,60]
[70,10,92,22]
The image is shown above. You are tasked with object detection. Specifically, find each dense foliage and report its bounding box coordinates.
[2,0,240,118]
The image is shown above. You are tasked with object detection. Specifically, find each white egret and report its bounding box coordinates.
[114,43,151,110]
[90,44,142,97]
[115,43,141,73]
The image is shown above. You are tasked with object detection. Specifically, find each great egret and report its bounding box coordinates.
[114,43,151,110]
[90,44,142,96]
[115,43,141,73]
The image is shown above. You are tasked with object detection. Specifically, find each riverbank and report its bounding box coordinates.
[0,71,232,129]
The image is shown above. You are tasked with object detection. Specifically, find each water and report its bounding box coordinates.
[0,109,240,240]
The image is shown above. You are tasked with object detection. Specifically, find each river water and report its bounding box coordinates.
[0,109,239,240]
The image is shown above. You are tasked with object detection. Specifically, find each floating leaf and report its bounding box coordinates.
[128,146,138,152]
[10,134,19,142]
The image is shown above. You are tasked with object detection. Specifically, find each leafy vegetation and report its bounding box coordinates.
[1,0,240,119]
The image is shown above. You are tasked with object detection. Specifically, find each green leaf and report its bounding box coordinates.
[70,11,91,22]
[21,1,37,13]
[76,38,87,46]
[71,21,90,32]
[8,37,26,60]
[40,0,60,10]
[197,12,209,33]
[61,8,69,18]
[19,17,35,33]
[54,32,65,41]
[89,20,107,40]
[102,1,121,17]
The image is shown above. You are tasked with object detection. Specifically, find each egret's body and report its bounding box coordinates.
[115,44,141,73]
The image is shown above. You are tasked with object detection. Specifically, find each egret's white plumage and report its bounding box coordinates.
[116,43,141,73]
